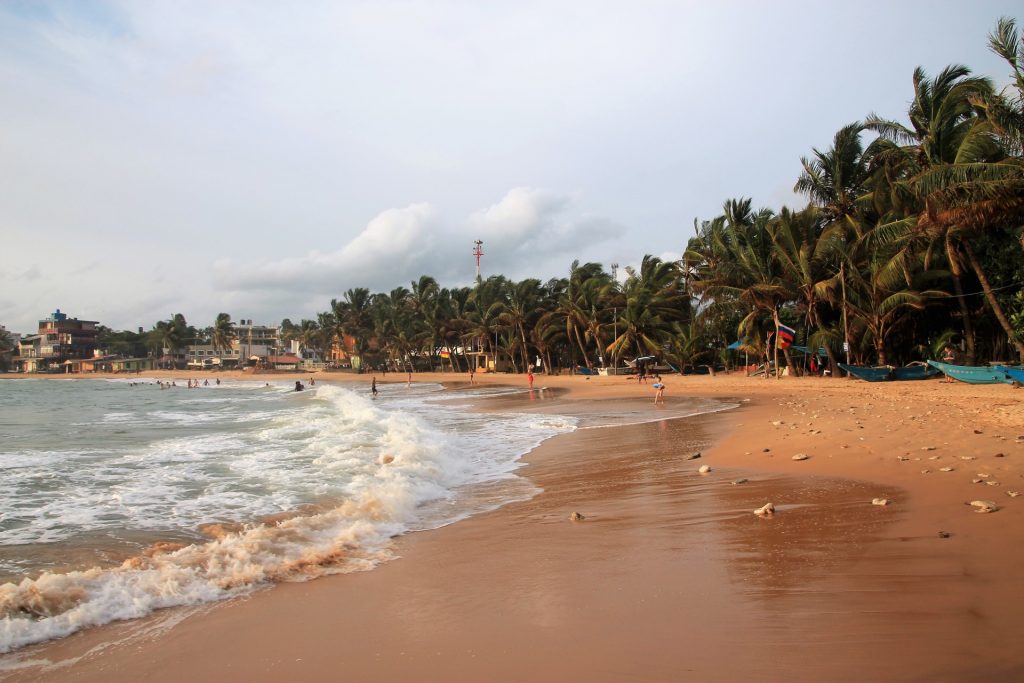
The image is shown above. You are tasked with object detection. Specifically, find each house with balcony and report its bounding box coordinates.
[15,310,99,372]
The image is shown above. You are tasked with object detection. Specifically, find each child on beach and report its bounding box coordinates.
[527,369,535,389]
[653,381,665,405]
[372,377,379,397]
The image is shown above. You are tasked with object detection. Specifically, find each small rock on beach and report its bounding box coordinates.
[754,502,775,516]
[969,500,999,513]
[792,453,809,461]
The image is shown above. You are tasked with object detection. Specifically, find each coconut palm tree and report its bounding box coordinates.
[868,64,1024,361]
[794,122,871,237]
[211,313,235,357]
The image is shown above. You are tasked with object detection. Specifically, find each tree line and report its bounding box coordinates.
[126,17,1024,373]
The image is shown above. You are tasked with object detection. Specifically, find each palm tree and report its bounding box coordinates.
[468,275,510,369]
[211,313,235,357]
[559,261,611,369]
[332,288,374,369]
[606,256,686,362]
[794,122,871,237]
[868,64,1024,361]
[500,278,543,371]
[840,249,946,365]
[974,17,1024,156]
[768,206,843,371]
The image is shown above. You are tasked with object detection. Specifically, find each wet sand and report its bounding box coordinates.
[1,371,1023,681]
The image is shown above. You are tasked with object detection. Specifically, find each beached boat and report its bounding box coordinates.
[838,363,941,382]
[993,365,1024,385]
[926,360,1016,385]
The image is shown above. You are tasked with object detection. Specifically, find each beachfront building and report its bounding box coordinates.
[266,354,303,371]
[183,320,289,369]
[16,309,99,372]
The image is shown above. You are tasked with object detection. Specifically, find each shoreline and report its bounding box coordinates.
[2,372,1023,681]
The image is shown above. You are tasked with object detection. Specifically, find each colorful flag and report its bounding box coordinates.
[777,324,796,349]
[439,350,450,359]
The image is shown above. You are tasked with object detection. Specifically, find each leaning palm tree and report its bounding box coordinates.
[865,64,997,363]
[974,17,1024,156]
[869,63,1024,361]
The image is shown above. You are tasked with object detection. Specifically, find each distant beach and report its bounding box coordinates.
[1,370,1022,681]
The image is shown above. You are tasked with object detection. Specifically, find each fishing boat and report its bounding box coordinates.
[993,365,1024,385]
[926,360,1016,385]
[839,363,941,382]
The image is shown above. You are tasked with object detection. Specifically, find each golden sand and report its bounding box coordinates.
[1,370,1022,681]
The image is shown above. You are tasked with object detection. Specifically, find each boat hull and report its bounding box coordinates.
[993,365,1024,384]
[839,364,941,382]
[927,360,1015,385]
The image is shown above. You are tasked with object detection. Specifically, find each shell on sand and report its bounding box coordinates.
[872,498,890,506]
[698,465,712,474]
[569,511,585,521]
[754,502,775,516]
[791,453,809,461]
[969,500,999,513]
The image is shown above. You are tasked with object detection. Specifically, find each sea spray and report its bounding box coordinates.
[0,380,576,652]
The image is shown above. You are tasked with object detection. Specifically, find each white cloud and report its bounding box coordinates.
[212,189,622,304]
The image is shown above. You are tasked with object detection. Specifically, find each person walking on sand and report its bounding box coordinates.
[653,381,665,405]
[527,369,535,389]
[372,376,379,397]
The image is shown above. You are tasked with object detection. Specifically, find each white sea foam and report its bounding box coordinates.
[0,382,576,653]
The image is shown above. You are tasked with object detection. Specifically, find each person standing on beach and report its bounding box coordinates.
[653,381,665,405]
[372,376,379,397]
[527,369,535,389]
[942,345,956,383]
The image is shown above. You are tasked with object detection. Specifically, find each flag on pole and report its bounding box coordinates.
[777,324,796,349]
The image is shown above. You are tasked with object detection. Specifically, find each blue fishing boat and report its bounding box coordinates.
[839,363,941,382]
[993,365,1024,385]
[926,360,1015,385]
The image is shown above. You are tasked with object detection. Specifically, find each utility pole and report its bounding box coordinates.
[840,262,850,373]
[473,240,484,281]
[610,263,619,371]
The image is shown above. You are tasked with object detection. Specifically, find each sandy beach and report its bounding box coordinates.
[1,370,1023,681]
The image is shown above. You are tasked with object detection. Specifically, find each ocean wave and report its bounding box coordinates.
[0,383,576,653]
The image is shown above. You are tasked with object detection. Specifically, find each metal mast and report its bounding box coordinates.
[473,240,484,281]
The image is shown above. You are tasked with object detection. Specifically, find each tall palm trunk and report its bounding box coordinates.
[962,241,1024,362]
[946,236,977,364]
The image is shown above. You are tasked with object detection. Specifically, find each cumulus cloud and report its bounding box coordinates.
[212,188,622,305]
[213,203,439,293]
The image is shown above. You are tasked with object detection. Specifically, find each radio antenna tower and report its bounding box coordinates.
[473,240,484,281]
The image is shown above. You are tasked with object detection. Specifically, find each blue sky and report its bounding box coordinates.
[0,1,1020,333]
